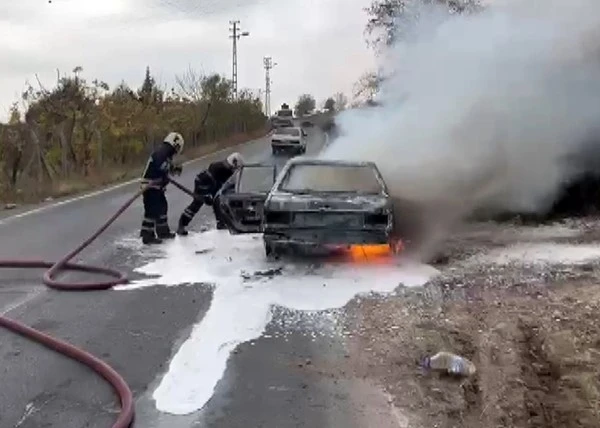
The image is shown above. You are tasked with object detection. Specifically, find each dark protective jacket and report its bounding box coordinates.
[195,160,234,196]
[141,142,176,188]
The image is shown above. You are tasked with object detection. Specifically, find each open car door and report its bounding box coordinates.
[217,163,278,234]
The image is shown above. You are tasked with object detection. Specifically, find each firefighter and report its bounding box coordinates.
[140,132,184,244]
[176,152,245,236]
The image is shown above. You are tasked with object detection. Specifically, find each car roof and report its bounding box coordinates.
[273,126,301,132]
[240,162,274,168]
[269,157,388,195]
[282,157,377,168]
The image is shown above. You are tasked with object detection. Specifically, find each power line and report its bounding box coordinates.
[263,57,276,116]
[229,20,249,100]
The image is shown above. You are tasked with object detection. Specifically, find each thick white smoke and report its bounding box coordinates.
[321,0,600,259]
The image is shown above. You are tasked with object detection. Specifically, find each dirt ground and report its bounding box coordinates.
[314,217,600,427]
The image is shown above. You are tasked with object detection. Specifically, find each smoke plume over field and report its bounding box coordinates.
[321,0,600,260]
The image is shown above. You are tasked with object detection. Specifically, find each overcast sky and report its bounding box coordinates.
[0,0,376,119]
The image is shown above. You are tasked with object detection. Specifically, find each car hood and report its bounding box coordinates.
[266,193,390,212]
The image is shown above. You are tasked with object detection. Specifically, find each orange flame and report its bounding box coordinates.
[343,242,404,263]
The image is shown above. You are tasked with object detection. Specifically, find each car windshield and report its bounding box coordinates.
[276,128,300,136]
[278,164,383,194]
[238,166,276,193]
[277,109,293,117]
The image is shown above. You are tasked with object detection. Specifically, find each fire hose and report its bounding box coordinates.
[0,177,197,428]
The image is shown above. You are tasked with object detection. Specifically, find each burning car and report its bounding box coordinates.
[261,158,397,257]
[217,163,278,234]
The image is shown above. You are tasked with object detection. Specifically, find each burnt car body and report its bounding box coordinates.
[217,163,278,234]
[261,158,395,256]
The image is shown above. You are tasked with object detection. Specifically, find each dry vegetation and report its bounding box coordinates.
[0,66,267,205]
[308,220,600,427]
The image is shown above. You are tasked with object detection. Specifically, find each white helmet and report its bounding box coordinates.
[164,132,184,153]
[226,152,245,168]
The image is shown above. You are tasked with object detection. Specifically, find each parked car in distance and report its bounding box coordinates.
[271,126,307,155]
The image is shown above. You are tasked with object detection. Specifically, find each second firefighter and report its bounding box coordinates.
[177,152,245,235]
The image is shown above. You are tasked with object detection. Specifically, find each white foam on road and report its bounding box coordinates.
[117,230,438,415]
[475,242,600,265]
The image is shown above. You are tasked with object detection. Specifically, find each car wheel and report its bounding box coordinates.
[264,240,275,257]
[272,147,277,155]
[264,238,281,259]
[264,241,272,256]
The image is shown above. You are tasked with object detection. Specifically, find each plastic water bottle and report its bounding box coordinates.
[422,351,476,377]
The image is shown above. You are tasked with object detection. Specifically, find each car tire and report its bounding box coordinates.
[264,240,274,258]
[272,147,277,155]
[264,238,280,259]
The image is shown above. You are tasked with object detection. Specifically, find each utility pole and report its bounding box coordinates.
[229,20,249,100]
[263,57,276,116]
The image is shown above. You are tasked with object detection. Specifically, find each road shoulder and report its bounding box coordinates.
[319,218,600,427]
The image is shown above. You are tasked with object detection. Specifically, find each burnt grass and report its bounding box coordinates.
[300,173,600,427]
[335,270,600,427]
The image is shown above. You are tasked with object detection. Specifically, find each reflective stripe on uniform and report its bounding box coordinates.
[142,218,155,230]
[141,218,155,231]
[140,180,161,191]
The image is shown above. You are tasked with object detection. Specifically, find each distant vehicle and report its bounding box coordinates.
[217,163,278,234]
[260,158,397,257]
[271,126,307,155]
[272,118,294,128]
[277,103,293,117]
[271,103,294,128]
[301,120,314,128]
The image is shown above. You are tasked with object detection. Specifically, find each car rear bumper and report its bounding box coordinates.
[263,228,392,247]
[272,142,302,148]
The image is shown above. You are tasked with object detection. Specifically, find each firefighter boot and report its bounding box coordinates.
[156,225,176,239]
[213,201,226,230]
[156,215,176,239]
[176,217,189,236]
[140,218,162,244]
[141,230,163,245]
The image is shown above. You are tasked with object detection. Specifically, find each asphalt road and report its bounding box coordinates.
[0,125,372,428]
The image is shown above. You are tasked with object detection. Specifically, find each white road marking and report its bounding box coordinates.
[0,288,44,316]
